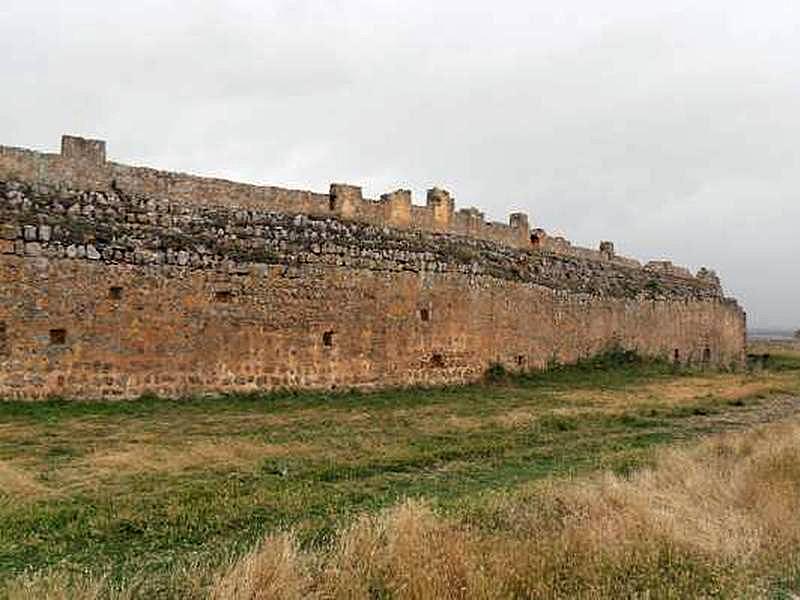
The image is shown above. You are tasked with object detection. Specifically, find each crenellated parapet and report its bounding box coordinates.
[0,134,709,285]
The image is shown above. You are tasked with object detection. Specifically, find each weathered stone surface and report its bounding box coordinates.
[0,224,18,240]
[0,136,747,400]
[0,180,723,301]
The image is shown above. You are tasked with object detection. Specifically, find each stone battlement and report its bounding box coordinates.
[0,135,708,282]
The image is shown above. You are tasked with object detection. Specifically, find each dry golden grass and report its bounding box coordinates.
[0,432,317,499]
[3,571,103,600]
[79,439,315,478]
[211,534,307,600]
[0,460,50,499]
[640,375,792,403]
[208,418,800,599]
[556,371,797,411]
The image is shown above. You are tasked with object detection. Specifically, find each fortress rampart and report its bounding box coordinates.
[0,136,746,399]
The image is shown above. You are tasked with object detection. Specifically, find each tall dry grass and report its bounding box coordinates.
[8,419,800,598]
[210,419,800,599]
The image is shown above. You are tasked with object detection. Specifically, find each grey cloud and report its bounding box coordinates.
[1,0,797,327]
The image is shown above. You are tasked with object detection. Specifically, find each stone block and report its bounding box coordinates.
[0,224,19,240]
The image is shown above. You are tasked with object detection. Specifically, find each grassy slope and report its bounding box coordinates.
[1,349,800,597]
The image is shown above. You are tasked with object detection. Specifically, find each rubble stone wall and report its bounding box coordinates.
[0,137,747,400]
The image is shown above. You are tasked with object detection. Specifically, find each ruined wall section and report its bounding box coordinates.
[0,136,696,275]
[0,178,746,400]
[0,180,722,300]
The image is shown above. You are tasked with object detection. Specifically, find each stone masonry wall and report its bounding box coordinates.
[0,136,747,400]
[0,135,624,262]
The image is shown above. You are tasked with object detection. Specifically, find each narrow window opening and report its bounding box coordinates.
[703,347,712,363]
[673,349,680,364]
[323,331,334,347]
[50,329,67,346]
[329,196,336,211]
[109,286,123,300]
[0,322,7,356]
[430,353,445,368]
[419,308,430,322]
[516,355,526,367]
[215,291,233,303]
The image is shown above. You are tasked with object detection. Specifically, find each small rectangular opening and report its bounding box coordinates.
[703,347,712,363]
[673,349,680,364]
[516,355,526,367]
[0,322,7,356]
[323,331,334,347]
[430,352,445,368]
[215,291,233,303]
[109,286,123,300]
[50,329,67,346]
[419,308,430,322]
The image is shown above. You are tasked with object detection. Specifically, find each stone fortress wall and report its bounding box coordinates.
[0,136,746,400]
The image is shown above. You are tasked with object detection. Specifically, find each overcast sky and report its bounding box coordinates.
[1,1,798,328]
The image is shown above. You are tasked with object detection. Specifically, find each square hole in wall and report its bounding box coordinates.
[109,286,123,300]
[323,331,334,347]
[50,329,67,346]
[215,291,233,303]
[430,352,445,368]
[419,308,430,322]
[516,355,526,367]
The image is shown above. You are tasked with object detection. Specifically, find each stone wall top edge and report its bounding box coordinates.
[0,137,719,289]
[107,161,323,197]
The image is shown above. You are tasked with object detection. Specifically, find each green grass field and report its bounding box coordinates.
[2,349,800,597]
